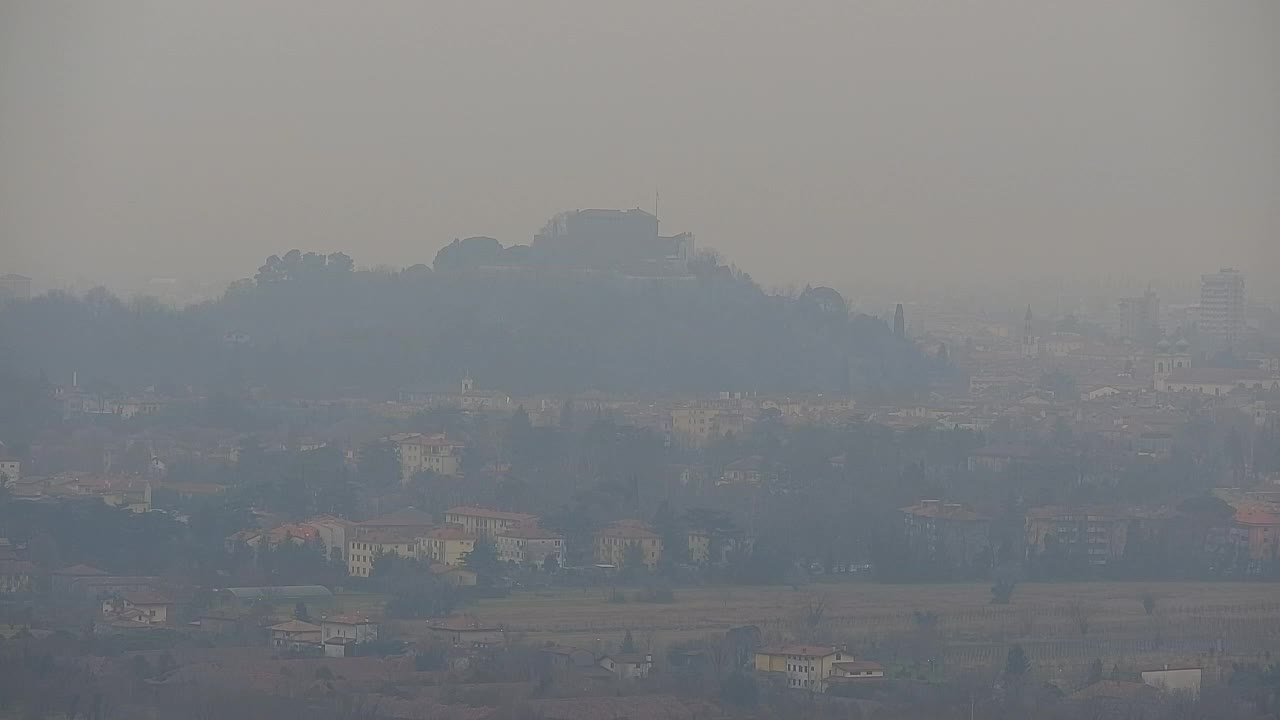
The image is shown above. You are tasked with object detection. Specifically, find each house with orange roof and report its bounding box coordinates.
[425,615,502,648]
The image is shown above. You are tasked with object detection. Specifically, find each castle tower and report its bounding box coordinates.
[462,374,474,394]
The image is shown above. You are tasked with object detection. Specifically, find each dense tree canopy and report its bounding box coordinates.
[0,250,930,398]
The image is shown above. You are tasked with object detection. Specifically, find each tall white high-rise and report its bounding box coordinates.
[1199,269,1245,350]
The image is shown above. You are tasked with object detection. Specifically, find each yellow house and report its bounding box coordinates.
[443,506,537,539]
[594,520,662,569]
[754,645,852,693]
[346,531,418,577]
[419,524,476,567]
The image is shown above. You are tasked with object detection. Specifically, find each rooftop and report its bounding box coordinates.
[446,506,538,523]
[358,508,435,527]
[759,645,840,658]
[268,620,322,633]
[322,614,374,626]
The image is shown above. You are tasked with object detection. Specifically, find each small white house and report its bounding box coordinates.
[321,615,378,657]
[599,652,653,680]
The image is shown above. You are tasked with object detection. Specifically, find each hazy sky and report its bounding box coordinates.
[2,1,1277,299]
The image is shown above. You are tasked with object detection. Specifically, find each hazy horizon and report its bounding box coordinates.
[3,1,1278,298]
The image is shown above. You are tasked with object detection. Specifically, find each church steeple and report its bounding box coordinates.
[893,304,905,338]
[1021,306,1036,359]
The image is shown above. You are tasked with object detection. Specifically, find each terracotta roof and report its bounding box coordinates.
[497,525,563,540]
[833,660,884,672]
[759,645,840,658]
[425,524,474,540]
[445,506,537,523]
[269,620,321,633]
[323,615,374,626]
[123,591,173,606]
[1235,508,1280,526]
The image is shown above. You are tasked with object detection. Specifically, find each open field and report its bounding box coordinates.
[394,581,1280,679]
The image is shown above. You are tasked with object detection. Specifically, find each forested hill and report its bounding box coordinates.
[0,250,933,398]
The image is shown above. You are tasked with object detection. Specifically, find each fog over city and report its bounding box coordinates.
[2,4,1280,720]
[2,1,1277,299]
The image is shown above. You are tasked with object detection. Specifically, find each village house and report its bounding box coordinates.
[539,645,597,673]
[298,515,356,561]
[1024,506,1132,565]
[901,500,992,568]
[269,619,323,650]
[594,520,662,570]
[494,525,564,566]
[103,591,173,625]
[599,652,653,680]
[425,615,503,648]
[419,525,476,567]
[754,645,856,693]
[347,529,418,577]
[392,433,464,482]
[444,506,538,538]
[321,615,378,657]
[429,563,478,586]
[0,457,20,483]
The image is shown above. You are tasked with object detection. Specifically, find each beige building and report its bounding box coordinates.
[347,530,417,577]
[444,506,537,538]
[594,520,662,569]
[393,433,464,482]
[494,525,565,566]
[419,524,476,567]
[269,619,322,649]
[754,645,854,693]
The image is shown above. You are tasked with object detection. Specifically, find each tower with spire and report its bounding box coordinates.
[893,304,905,338]
[1021,306,1037,359]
